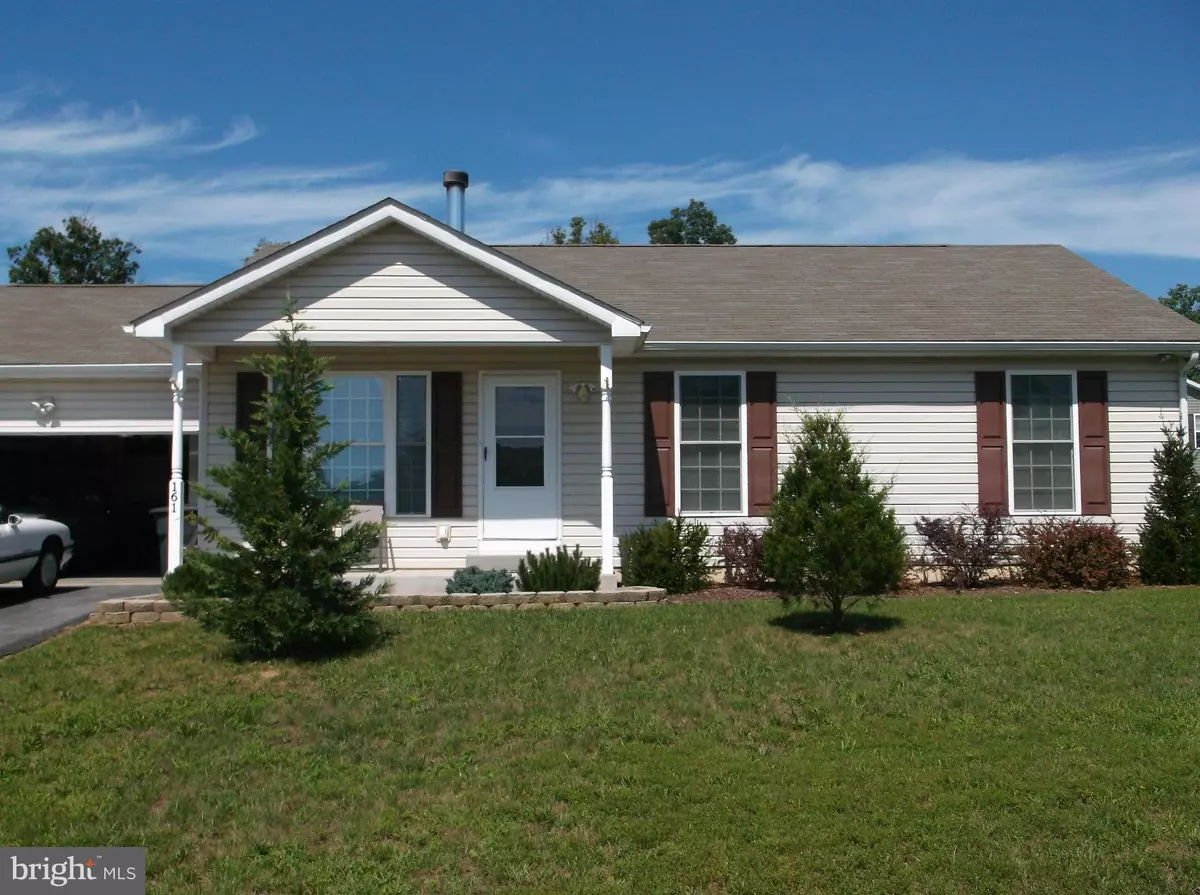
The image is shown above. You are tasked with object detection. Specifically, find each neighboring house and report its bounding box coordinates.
[1187,380,1200,466]
[4,172,1200,586]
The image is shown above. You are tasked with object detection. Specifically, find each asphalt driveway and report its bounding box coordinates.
[0,582,161,657]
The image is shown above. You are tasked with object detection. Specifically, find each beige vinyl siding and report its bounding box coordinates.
[199,353,1179,571]
[612,359,1179,557]
[0,378,199,434]
[201,347,600,570]
[174,223,607,346]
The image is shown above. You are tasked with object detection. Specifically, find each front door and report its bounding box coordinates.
[480,374,559,547]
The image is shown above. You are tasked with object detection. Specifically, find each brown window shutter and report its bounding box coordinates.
[431,372,463,518]
[235,371,268,457]
[644,372,674,517]
[746,372,777,516]
[1077,371,1111,516]
[975,371,1008,515]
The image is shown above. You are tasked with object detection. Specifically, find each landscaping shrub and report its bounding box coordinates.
[619,518,711,594]
[168,303,382,659]
[1014,518,1132,590]
[914,507,1008,590]
[1139,425,1200,584]
[517,545,601,592]
[717,523,767,589]
[445,566,513,595]
[763,412,907,628]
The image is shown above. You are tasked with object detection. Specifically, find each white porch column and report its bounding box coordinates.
[600,343,616,585]
[167,342,187,573]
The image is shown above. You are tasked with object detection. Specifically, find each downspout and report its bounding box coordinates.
[1179,352,1198,431]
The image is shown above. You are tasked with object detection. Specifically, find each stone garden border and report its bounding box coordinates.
[88,587,667,626]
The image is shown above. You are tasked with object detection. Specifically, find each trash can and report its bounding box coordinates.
[151,506,197,576]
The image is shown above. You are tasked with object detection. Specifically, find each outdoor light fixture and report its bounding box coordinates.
[31,398,56,417]
[570,383,600,403]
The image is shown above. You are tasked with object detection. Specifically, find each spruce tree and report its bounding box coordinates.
[1138,426,1200,584]
[763,412,907,629]
[165,305,383,658]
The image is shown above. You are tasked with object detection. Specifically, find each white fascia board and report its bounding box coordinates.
[640,340,1200,357]
[131,203,642,339]
[0,363,203,380]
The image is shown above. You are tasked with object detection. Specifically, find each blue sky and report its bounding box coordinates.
[1,0,1198,295]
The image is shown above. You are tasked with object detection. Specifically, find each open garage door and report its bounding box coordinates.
[0,435,188,576]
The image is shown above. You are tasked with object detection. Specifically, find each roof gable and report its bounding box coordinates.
[130,198,644,340]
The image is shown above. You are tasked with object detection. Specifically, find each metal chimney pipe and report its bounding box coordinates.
[443,170,469,231]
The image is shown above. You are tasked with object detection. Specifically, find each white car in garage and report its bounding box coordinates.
[0,506,74,593]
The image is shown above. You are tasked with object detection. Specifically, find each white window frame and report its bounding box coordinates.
[674,370,749,518]
[1005,369,1081,516]
[322,371,432,518]
[1192,413,1200,450]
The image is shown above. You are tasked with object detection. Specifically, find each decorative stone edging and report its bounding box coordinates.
[88,587,667,626]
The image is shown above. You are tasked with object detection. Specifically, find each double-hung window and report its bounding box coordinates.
[677,373,746,514]
[1008,372,1078,513]
[318,374,430,515]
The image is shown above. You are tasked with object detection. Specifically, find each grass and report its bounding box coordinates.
[2,590,1200,893]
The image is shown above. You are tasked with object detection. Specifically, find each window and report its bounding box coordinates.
[1008,372,1077,512]
[494,385,546,487]
[318,374,430,514]
[1193,413,1200,451]
[677,373,745,514]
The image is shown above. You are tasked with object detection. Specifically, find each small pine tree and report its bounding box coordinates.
[1138,425,1200,584]
[165,304,383,658]
[763,412,907,629]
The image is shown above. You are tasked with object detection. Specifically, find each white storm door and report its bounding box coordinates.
[480,374,559,544]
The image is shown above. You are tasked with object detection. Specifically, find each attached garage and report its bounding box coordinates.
[0,286,201,578]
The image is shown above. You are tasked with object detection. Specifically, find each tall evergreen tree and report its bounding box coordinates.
[763,412,907,628]
[1138,426,1200,585]
[165,304,383,658]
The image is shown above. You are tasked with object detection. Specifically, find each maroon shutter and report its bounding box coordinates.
[430,372,463,518]
[644,372,674,517]
[1077,371,1111,516]
[976,371,1008,515]
[235,371,268,457]
[746,372,777,516]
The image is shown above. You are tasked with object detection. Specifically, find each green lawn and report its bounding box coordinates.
[3,591,1200,893]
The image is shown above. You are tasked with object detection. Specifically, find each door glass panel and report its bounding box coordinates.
[495,386,545,487]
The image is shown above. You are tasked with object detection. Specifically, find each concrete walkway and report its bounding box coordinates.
[0,582,161,657]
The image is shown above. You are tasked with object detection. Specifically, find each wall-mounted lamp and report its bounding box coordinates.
[435,524,452,546]
[570,383,601,403]
[31,398,57,417]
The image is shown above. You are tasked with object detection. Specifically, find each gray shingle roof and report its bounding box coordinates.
[0,285,196,364]
[498,244,1200,343]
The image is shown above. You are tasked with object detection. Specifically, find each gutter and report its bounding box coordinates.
[640,340,1200,357]
[0,363,203,380]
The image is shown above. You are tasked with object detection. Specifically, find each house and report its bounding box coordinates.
[4,171,1199,587]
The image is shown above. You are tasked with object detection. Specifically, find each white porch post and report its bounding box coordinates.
[600,344,616,586]
[167,342,187,573]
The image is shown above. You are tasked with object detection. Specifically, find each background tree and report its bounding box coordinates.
[548,216,620,245]
[1138,426,1200,585]
[7,215,140,284]
[763,412,907,629]
[1158,284,1200,378]
[647,199,737,245]
[163,303,383,659]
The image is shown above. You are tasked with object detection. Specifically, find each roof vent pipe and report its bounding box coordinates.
[443,170,469,231]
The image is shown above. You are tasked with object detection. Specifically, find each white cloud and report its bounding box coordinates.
[1,92,1199,281]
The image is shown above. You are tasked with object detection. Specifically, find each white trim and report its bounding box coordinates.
[599,344,614,577]
[130,201,643,340]
[643,340,1200,356]
[322,371,433,519]
[477,370,563,546]
[674,371,749,518]
[0,363,203,380]
[1192,413,1200,451]
[1005,370,1082,516]
[0,420,200,435]
[197,363,208,498]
